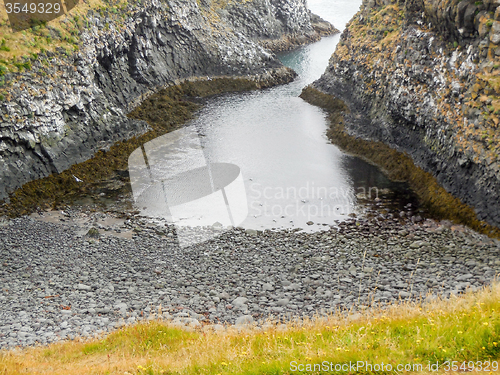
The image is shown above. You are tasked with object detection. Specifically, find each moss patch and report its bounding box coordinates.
[0,77,263,217]
[300,86,500,238]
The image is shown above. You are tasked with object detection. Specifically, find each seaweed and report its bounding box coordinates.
[300,86,500,238]
[0,77,262,217]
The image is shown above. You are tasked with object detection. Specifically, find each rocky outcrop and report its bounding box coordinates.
[310,0,500,229]
[0,0,327,201]
[216,0,338,52]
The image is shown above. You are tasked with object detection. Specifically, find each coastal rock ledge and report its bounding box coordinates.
[310,0,500,229]
[0,0,336,201]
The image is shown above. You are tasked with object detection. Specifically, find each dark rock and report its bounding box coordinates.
[0,0,331,201]
[308,0,500,229]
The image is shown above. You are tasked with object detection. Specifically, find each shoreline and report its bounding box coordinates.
[0,70,296,218]
[0,204,499,349]
[299,86,500,239]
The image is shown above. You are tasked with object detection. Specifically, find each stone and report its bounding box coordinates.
[409,240,429,249]
[339,278,353,283]
[262,283,274,291]
[287,283,301,290]
[86,228,100,238]
[451,81,461,95]
[235,315,254,327]
[219,292,230,300]
[77,284,91,291]
[277,298,290,306]
[478,14,493,38]
[113,302,128,311]
[490,21,500,44]
[232,297,248,307]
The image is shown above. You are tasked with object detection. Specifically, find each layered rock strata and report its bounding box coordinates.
[0,0,330,200]
[310,0,500,228]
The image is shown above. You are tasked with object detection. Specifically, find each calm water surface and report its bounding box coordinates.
[133,0,420,231]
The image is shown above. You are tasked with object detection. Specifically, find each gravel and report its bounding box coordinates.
[0,209,499,348]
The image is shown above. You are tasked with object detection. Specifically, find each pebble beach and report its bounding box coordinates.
[1,207,499,348]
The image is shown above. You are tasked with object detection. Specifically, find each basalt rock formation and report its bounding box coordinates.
[0,0,334,201]
[309,0,500,229]
[218,0,338,52]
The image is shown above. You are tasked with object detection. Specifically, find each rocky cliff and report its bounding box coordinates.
[0,0,332,201]
[309,0,500,229]
[216,0,338,51]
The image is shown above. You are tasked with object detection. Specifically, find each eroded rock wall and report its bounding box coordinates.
[311,0,500,228]
[0,0,321,200]
[216,0,338,51]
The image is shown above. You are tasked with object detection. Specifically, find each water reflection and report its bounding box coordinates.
[129,0,420,232]
[128,125,248,247]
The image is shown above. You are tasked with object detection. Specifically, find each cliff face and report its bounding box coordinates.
[0,0,324,201]
[311,0,500,228]
[216,0,338,51]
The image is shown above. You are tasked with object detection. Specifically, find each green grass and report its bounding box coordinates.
[0,39,10,52]
[1,284,500,374]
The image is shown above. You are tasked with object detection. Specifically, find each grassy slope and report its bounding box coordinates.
[1,284,500,374]
[0,0,260,79]
[0,0,234,96]
[0,0,107,72]
[336,2,500,167]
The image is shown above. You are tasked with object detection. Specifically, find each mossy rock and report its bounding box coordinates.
[300,86,500,239]
[0,77,265,217]
[86,227,100,238]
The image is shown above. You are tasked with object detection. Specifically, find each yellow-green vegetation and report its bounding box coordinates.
[0,0,265,94]
[300,86,500,239]
[2,284,500,374]
[0,77,266,217]
[0,0,138,88]
[462,70,500,163]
